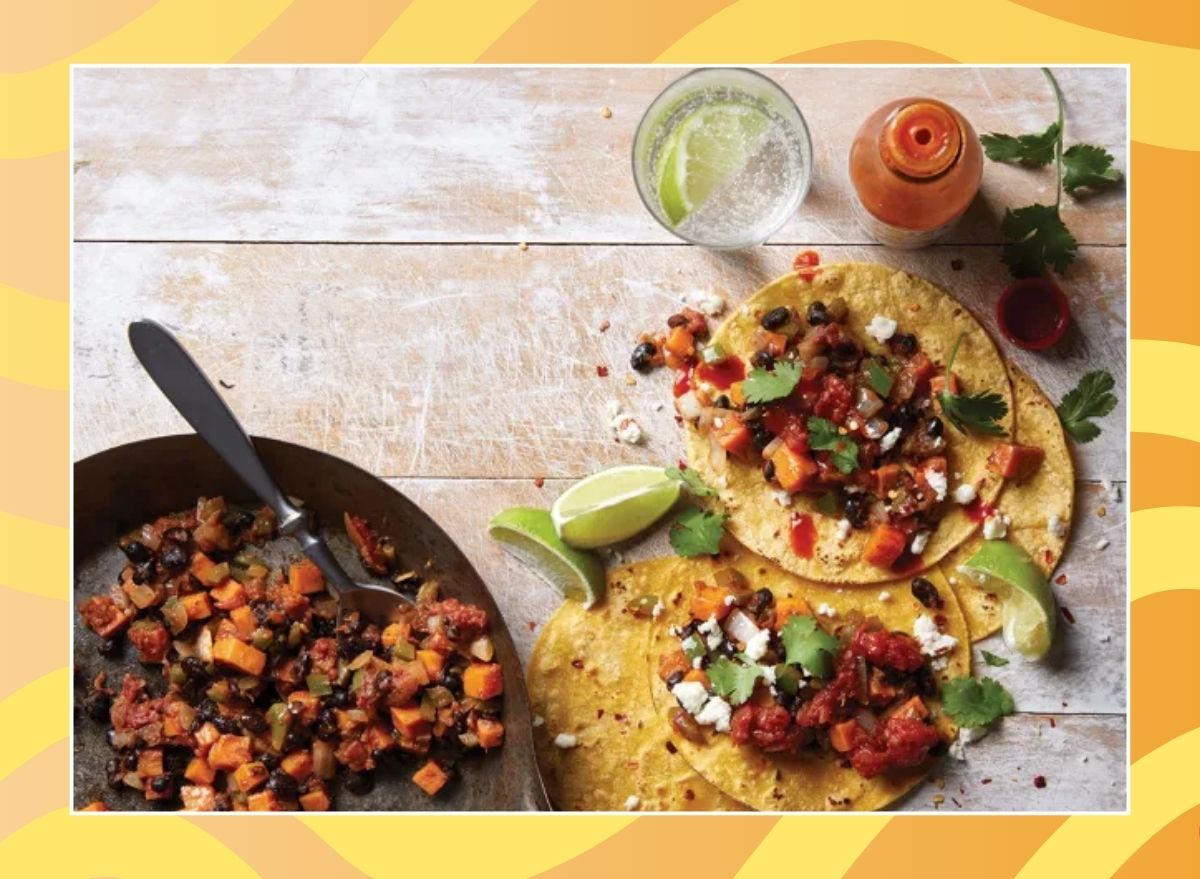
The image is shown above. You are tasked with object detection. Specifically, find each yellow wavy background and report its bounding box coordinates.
[3,0,1191,876]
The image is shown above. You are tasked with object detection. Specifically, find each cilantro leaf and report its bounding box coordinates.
[779,614,838,679]
[668,507,727,558]
[1056,370,1117,443]
[981,650,1010,667]
[1062,144,1124,195]
[806,416,860,474]
[742,361,802,404]
[940,676,1015,728]
[980,122,1060,167]
[1000,204,1079,277]
[666,466,718,498]
[937,334,1008,436]
[866,359,893,397]
[707,656,763,706]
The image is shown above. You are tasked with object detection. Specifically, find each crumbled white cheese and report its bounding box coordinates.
[1047,514,1067,538]
[722,594,736,606]
[913,614,959,657]
[553,733,578,749]
[948,738,967,761]
[691,656,703,668]
[865,314,898,343]
[743,628,771,661]
[684,289,726,317]
[760,665,777,685]
[614,415,643,445]
[624,794,641,811]
[879,426,902,452]
[835,518,852,543]
[816,603,837,619]
[693,696,732,732]
[697,615,724,651]
[1095,538,1110,551]
[532,714,545,727]
[671,681,710,715]
[953,483,977,505]
[879,590,892,602]
[982,513,1009,540]
[771,489,793,507]
[651,600,665,620]
[948,576,958,586]
[960,725,989,744]
[924,468,948,502]
[910,530,931,555]
[680,634,702,657]
[714,474,728,489]
[931,655,949,672]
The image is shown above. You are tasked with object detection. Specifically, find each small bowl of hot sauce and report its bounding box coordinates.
[996,277,1071,350]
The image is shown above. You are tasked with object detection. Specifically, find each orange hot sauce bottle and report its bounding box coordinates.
[848,98,982,248]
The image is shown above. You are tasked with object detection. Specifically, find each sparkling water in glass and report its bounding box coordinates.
[632,68,813,249]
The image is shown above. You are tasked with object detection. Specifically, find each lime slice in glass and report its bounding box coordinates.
[488,507,606,607]
[958,540,1058,659]
[657,102,770,225]
[550,465,681,549]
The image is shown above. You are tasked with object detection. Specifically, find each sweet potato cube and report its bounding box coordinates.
[288,559,326,595]
[232,761,269,792]
[189,551,217,581]
[390,703,431,739]
[476,717,505,750]
[212,637,266,676]
[714,415,752,456]
[987,443,1045,482]
[287,690,321,725]
[179,592,213,622]
[247,790,284,811]
[208,734,253,771]
[683,668,711,688]
[930,373,960,397]
[689,582,733,621]
[299,788,331,811]
[664,326,695,359]
[417,649,445,681]
[193,722,220,756]
[137,748,164,779]
[894,696,930,721]
[658,650,691,682]
[462,662,504,700]
[773,596,812,631]
[863,524,908,569]
[381,621,410,650]
[180,784,216,811]
[830,719,862,753]
[872,464,903,497]
[760,330,788,357]
[771,446,818,493]
[230,605,256,639]
[281,750,314,781]
[185,757,216,785]
[210,579,246,611]
[412,760,450,796]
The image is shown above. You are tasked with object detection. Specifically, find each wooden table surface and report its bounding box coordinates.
[72,66,1127,812]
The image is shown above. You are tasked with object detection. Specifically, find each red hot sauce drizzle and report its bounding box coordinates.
[790,514,816,559]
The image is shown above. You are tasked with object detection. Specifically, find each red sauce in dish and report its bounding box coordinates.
[963,498,995,524]
[789,514,816,559]
[672,370,692,398]
[695,356,746,391]
[996,278,1070,350]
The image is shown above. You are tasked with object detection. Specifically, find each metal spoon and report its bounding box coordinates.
[128,319,409,623]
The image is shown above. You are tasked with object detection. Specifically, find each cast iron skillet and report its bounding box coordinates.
[73,434,549,811]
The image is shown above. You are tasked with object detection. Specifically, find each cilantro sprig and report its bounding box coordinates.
[937,334,1008,436]
[981,68,1123,278]
[666,466,718,498]
[779,614,839,679]
[707,656,763,706]
[940,676,1015,728]
[742,361,802,404]
[1056,370,1117,443]
[668,507,727,558]
[981,650,1010,668]
[806,416,860,474]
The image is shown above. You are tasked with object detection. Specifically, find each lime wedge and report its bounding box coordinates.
[657,102,770,225]
[489,507,606,607]
[550,465,681,549]
[958,540,1058,660]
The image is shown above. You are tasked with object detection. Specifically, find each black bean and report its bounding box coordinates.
[97,636,123,658]
[713,394,731,409]
[163,747,190,773]
[122,751,139,771]
[283,727,310,751]
[890,333,919,356]
[329,688,352,709]
[83,691,111,723]
[315,709,339,741]
[925,417,944,439]
[842,493,870,528]
[629,341,657,373]
[260,753,280,771]
[149,774,175,795]
[162,527,191,544]
[832,340,860,363]
[239,712,268,734]
[763,459,776,482]
[311,616,336,638]
[761,307,791,330]
[747,588,774,617]
[665,670,685,688]
[911,577,944,609]
[222,509,255,533]
[159,541,188,572]
[718,640,738,657]
[806,301,829,326]
[890,403,919,430]
[213,715,240,735]
[122,540,150,563]
[750,350,775,370]
[343,770,374,796]
[131,560,156,584]
[749,423,775,452]
[106,758,124,789]
[267,770,299,800]
[181,656,207,680]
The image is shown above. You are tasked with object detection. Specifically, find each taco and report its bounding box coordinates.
[527,577,745,811]
[676,262,1015,583]
[940,362,1075,639]
[642,544,969,811]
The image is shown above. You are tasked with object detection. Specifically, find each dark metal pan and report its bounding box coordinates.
[73,434,549,811]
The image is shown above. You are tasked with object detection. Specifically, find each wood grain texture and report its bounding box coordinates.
[72,67,1127,245]
[72,243,1126,479]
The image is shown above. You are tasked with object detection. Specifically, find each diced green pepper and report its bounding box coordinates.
[306,673,333,697]
[168,663,187,686]
[251,628,274,651]
[392,640,416,662]
[266,702,291,752]
[866,360,894,397]
[206,679,232,704]
[162,597,188,635]
[815,491,839,516]
[287,622,307,648]
[200,562,230,587]
[681,635,706,661]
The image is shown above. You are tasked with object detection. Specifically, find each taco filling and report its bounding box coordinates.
[657,571,955,779]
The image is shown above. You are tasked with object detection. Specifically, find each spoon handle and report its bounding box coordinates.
[128,319,357,595]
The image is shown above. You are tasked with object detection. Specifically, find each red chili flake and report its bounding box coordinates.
[596,709,605,719]
[684,788,695,800]
[950,259,964,271]
[533,476,545,489]
[614,713,628,723]
[665,741,677,754]
[981,778,992,784]
[1061,606,1076,624]
[1043,549,1054,565]
[1033,775,1047,789]
[571,659,584,669]
[596,365,609,377]
[527,621,537,631]
[598,320,611,333]
[1055,573,1068,585]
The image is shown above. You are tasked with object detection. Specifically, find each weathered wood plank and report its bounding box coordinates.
[72,67,1127,246]
[72,243,1127,479]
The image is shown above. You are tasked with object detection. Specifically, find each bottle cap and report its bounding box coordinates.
[879,100,962,179]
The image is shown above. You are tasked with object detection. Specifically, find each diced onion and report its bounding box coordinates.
[855,708,878,732]
[855,387,884,419]
[708,437,727,470]
[469,636,495,662]
[140,524,162,551]
[864,417,889,439]
[762,436,784,460]
[723,609,761,645]
[676,391,704,421]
